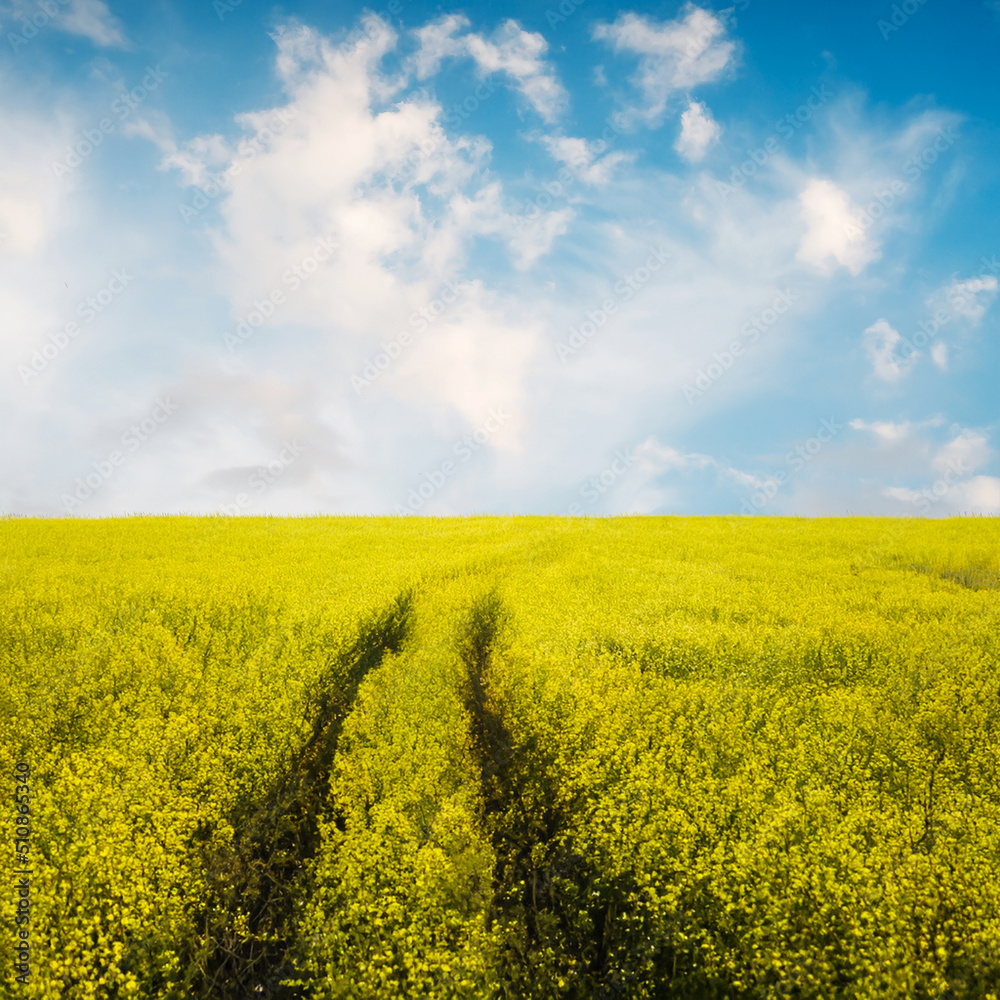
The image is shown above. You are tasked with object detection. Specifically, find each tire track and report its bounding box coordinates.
[458,591,591,997]
[180,590,414,999]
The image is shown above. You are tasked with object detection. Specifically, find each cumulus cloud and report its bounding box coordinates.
[3,10,993,520]
[411,15,567,121]
[594,6,736,125]
[797,179,880,275]
[158,14,547,439]
[674,100,721,161]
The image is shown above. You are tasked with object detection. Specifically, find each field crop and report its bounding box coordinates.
[1,515,999,999]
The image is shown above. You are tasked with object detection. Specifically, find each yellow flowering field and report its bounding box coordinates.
[1,515,998,999]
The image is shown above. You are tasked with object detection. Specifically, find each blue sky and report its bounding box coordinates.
[1,0,998,516]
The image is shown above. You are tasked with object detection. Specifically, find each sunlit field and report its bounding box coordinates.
[2,515,999,999]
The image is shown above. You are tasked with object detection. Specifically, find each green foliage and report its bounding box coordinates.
[1,515,998,999]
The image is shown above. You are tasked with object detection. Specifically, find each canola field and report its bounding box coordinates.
[1,515,999,1000]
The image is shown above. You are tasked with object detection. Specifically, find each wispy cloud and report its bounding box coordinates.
[61,0,127,47]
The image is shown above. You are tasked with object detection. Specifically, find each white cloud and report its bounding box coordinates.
[950,476,1000,512]
[882,477,1000,514]
[411,16,567,122]
[932,428,992,476]
[0,99,82,386]
[909,272,999,372]
[846,421,998,515]
[848,420,991,477]
[939,275,998,324]
[797,179,880,275]
[271,21,329,84]
[635,438,717,473]
[777,418,997,517]
[61,0,127,47]
[541,135,632,185]
[2,13,993,520]
[466,21,567,121]
[634,438,785,497]
[0,115,69,258]
[675,100,721,161]
[849,417,913,442]
[410,14,468,78]
[594,6,736,125]
[863,319,915,382]
[508,206,574,269]
[157,15,548,440]
[157,131,234,188]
